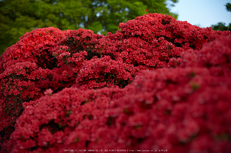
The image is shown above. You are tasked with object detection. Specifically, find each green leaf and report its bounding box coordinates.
[74,138,80,143]
[190,82,200,91]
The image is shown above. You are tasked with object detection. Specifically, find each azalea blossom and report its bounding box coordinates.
[0,13,230,153]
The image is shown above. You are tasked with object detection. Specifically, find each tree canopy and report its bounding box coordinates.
[0,0,178,55]
[211,2,231,31]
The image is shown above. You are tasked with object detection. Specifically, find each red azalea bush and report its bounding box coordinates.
[0,28,104,142]
[97,13,230,69]
[0,13,231,152]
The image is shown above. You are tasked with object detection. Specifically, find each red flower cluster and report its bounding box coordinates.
[97,13,230,70]
[74,56,138,89]
[0,13,231,153]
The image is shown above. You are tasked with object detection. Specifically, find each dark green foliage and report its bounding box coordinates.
[225,2,231,12]
[211,22,231,31]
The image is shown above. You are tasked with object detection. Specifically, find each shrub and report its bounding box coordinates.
[7,36,231,152]
[0,13,231,152]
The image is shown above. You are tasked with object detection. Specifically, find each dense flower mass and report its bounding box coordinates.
[0,13,231,153]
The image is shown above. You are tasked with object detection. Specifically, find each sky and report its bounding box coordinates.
[170,0,231,28]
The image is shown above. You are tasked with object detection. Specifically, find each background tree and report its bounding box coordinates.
[0,0,178,55]
[211,2,231,31]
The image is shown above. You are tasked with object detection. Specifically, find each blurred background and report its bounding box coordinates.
[0,0,230,55]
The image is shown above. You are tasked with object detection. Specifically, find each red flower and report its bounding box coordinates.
[44,88,53,96]
[0,13,231,153]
